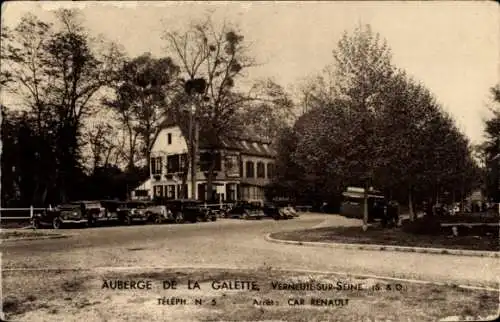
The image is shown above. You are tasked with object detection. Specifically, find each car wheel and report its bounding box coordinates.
[87,217,96,227]
[210,216,217,222]
[154,215,163,224]
[175,212,184,224]
[242,213,249,220]
[32,218,40,229]
[52,217,62,229]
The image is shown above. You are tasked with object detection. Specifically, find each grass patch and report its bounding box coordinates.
[0,230,62,240]
[270,225,499,252]
[0,219,33,229]
[2,268,498,322]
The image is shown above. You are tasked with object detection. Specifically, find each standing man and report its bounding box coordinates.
[387,200,400,227]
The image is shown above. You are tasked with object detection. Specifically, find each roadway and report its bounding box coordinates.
[2,213,498,288]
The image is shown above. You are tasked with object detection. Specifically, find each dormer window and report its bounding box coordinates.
[257,162,265,178]
[246,161,255,178]
[167,133,172,145]
[252,142,262,152]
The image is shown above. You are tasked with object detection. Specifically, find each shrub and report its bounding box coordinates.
[401,216,442,235]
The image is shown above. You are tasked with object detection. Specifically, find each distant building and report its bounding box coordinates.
[148,121,277,204]
[466,189,483,203]
[131,178,152,200]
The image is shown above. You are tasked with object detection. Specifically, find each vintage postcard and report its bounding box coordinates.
[0,1,499,321]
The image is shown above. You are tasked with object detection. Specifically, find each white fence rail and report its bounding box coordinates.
[0,206,51,220]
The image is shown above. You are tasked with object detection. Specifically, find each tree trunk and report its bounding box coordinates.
[362,182,369,231]
[145,150,151,176]
[206,153,216,202]
[190,114,197,199]
[408,186,415,221]
[181,171,188,198]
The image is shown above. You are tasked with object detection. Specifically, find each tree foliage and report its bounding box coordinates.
[483,85,500,201]
[103,52,180,170]
[1,10,122,204]
[274,24,480,225]
[162,16,292,200]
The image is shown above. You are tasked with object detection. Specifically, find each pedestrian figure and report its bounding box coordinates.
[387,201,399,228]
[380,201,388,228]
[320,201,327,213]
[423,201,432,217]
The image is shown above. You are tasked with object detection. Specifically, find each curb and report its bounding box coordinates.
[265,233,499,258]
[1,234,69,242]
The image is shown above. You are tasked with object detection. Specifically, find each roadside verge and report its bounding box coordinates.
[1,230,69,242]
[265,233,499,258]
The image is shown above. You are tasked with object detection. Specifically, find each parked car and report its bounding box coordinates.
[263,202,292,220]
[143,200,174,224]
[164,199,216,223]
[282,205,299,218]
[32,204,88,229]
[227,201,265,220]
[67,200,123,226]
[204,203,231,218]
[117,200,167,225]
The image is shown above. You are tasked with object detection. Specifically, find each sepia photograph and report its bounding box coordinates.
[0,1,499,321]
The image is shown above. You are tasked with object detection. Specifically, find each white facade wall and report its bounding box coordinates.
[149,125,275,203]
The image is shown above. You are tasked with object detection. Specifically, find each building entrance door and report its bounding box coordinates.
[197,183,206,201]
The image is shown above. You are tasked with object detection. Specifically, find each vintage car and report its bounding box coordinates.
[163,199,216,223]
[227,201,265,220]
[119,200,173,224]
[282,206,299,218]
[32,204,88,229]
[203,203,229,218]
[262,202,292,220]
[68,200,123,226]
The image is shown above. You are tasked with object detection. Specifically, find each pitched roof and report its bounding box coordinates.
[159,115,276,158]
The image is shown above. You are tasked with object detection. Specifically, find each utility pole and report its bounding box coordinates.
[188,105,194,199]
[190,102,198,200]
[185,78,207,200]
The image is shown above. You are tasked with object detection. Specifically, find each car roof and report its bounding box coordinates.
[58,204,81,208]
[71,200,101,204]
[166,199,201,203]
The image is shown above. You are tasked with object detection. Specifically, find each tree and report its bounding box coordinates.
[483,85,500,201]
[83,121,116,173]
[275,24,479,226]
[163,16,262,201]
[1,10,121,203]
[330,24,395,229]
[234,79,296,141]
[104,52,180,171]
[374,71,446,220]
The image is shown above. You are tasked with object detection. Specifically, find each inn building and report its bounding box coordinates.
[148,121,277,204]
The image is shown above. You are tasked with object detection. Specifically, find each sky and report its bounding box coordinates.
[1,1,498,144]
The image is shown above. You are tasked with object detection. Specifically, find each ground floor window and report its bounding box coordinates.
[167,185,176,199]
[154,185,163,197]
[177,184,188,199]
[226,184,237,201]
[239,186,265,201]
[198,183,206,201]
[135,189,148,197]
